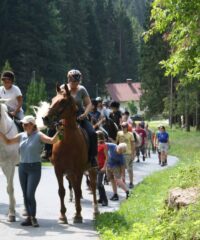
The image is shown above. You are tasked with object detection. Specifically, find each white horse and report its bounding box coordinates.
[0,100,19,222]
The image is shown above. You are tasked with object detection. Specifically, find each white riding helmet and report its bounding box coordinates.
[67,69,82,81]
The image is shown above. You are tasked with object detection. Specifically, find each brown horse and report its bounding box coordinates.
[43,84,99,224]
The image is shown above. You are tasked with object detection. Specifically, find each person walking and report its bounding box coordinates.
[96,130,108,206]
[135,123,147,162]
[157,126,169,166]
[109,101,122,130]
[0,115,60,227]
[106,142,129,201]
[116,122,135,189]
[145,124,153,158]
[154,126,161,164]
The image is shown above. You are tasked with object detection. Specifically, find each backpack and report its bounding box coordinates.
[133,131,142,147]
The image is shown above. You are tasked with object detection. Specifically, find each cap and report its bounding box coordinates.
[1,71,15,81]
[95,97,102,102]
[20,115,36,125]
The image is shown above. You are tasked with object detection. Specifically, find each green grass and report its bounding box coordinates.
[42,161,52,167]
[96,127,200,240]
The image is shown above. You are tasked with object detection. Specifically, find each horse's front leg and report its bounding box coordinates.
[2,164,16,222]
[55,170,67,224]
[70,174,83,223]
[88,168,100,218]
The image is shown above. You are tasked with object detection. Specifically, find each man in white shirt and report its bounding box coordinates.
[0,71,24,119]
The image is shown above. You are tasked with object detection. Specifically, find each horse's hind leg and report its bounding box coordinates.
[2,164,16,222]
[70,174,83,223]
[88,168,99,218]
[55,170,68,224]
[66,177,73,202]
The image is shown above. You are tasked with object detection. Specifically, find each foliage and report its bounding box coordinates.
[145,0,200,85]
[139,1,169,117]
[0,0,144,98]
[0,60,13,86]
[96,127,200,239]
[1,60,12,72]
[25,77,47,115]
[127,101,137,114]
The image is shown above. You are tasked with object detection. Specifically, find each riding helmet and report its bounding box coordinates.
[67,69,82,82]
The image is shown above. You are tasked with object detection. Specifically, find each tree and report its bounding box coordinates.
[1,60,12,72]
[140,1,169,117]
[127,101,137,114]
[85,2,105,97]
[0,0,64,96]
[146,0,200,83]
[145,0,200,130]
[25,77,47,115]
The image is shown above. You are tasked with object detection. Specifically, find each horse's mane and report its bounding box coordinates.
[1,103,9,114]
[32,101,50,130]
[0,103,11,124]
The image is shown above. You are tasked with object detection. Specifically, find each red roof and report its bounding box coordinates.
[106,82,141,102]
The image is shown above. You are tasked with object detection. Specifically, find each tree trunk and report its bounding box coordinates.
[185,89,190,132]
[196,92,200,131]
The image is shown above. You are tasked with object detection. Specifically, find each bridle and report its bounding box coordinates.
[45,97,74,128]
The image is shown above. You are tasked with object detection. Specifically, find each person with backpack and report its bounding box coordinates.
[135,123,147,162]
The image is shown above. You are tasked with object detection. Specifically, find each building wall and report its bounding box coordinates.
[120,101,144,114]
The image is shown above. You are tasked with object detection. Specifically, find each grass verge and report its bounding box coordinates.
[95,128,200,240]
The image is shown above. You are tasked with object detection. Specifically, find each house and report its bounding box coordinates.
[106,79,142,114]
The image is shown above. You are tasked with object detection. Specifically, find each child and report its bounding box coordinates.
[106,142,129,200]
[96,130,108,206]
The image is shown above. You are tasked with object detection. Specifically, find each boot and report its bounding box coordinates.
[31,217,39,227]
[21,217,32,226]
[98,186,108,206]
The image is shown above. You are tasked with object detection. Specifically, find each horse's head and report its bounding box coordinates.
[102,117,118,141]
[43,84,77,128]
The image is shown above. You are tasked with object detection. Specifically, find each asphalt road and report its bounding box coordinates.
[0,153,178,240]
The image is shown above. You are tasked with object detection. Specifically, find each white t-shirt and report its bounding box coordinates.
[98,106,111,118]
[0,84,23,111]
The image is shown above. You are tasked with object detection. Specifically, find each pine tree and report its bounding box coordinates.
[26,77,47,115]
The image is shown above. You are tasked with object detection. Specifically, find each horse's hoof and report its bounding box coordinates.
[58,217,68,224]
[73,216,83,223]
[8,215,16,222]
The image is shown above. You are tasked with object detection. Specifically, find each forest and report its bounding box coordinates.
[0,0,199,130]
[0,0,146,98]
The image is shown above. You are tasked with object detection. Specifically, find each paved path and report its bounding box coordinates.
[0,153,178,240]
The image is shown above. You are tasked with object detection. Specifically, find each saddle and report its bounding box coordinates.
[78,124,90,150]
